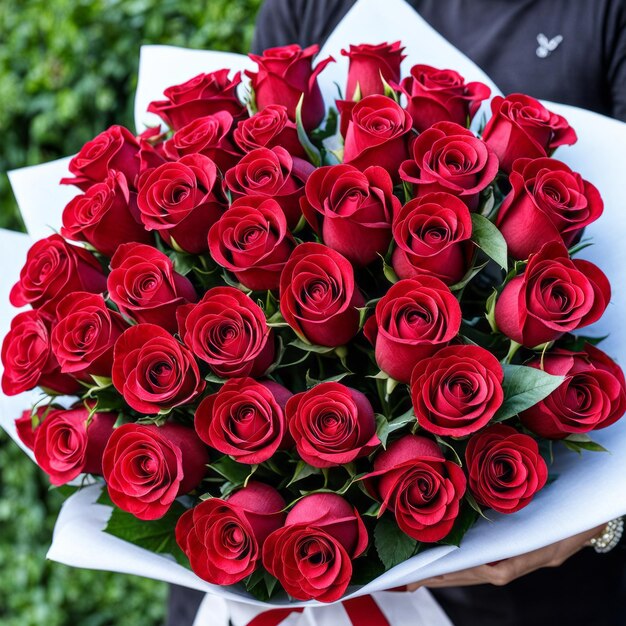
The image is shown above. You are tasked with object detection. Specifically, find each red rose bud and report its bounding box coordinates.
[1,310,79,396]
[33,408,116,486]
[482,94,577,173]
[51,293,127,377]
[176,482,286,585]
[363,277,462,384]
[465,425,548,513]
[263,493,368,602]
[399,121,499,210]
[287,382,379,468]
[279,242,364,347]
[520,344,626,439]
[10,235,106,317]
[102,422,209,520]
[195,378,291,464]
[112,324,204,414]
[137,153,227,254]
[496,157,603,260]
[392,192,473,284]
[246,44,334,131]
[410,345,504,437]
[208,196,294,291]
[224,146,314,229]
[107,243,197,333]
[495,242,610,347]
[301,164,399,267]
[61,125,141,190]
[343,95,412,175]
[364,435,466,542]
[400,65,490,132]
[147,70,246,131]
[342,41,406,99]
[177,287,275,378]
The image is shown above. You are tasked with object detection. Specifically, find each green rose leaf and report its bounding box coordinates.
[471,213,508,271]
[374,515,418,570]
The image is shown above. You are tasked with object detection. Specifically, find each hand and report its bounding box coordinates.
[406,524,604,591]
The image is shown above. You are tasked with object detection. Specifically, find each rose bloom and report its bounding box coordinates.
[399,121,499,210]
[342,41,405,99]
[177,286,275,378]
[286,382,379,468]
[246,44,334,131]
[465,425,548,513]
[112,324,204,414]
[102,422,209,520]
[147,69,246,131]
[364,435,466,542]
[195,378,291,464]
[400,64,490,132]
[208,195,294,291]
[496,157,604,260]
[364,277,462,383]
[33,408,116,486]
[279,242,364,347]
[15,408,40,451]
[482,93,577,173]
[520,344,626,439]
[495,242,610,347]
[263,493,368,602]
[392,192,473,284]
[410,345,504,437]
[176,482,286,585]
[301,164,399,267]
[107,243,197,333]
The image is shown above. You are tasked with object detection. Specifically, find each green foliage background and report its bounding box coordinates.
[0,1,261,624]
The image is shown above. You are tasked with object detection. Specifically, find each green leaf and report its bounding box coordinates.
[563,434,609,454]
[295,94,322,167]
[245,569,280,602]
[286,460,321,487]
[209,456,252,485]
[305,370,352,388]
[374,515,418,570]
[375,413,391,448]
[450,261,488,292]
[485,289,498,333]
[471,213,508,271]
[440,504,479,547]
[377,407,416,448]
[289,338,335,355]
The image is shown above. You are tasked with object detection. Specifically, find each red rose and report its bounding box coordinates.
[399,122,499,210]
[343,95,412,174]
[1,310,79,396]
[410,345,504,437]
[224,146,314,229]
[195,378,291,464]
[102,422,209,520]
[107,243,197,332]
[342,41,406,99]
[400,65,490,132]
[61,170,151,257]
[177,287,275,378]
[51,292,127,377]
[496,157,604,260]
[207,196,294,291]
[363,277,462,383]
[465,425,548,513]
[233,104,306,158]
[482,94,577,173]
[520,344,626,439]
[10,235,106,316]
[15,409,38,451]
[392,192,473,284]
[279,242,364,347]
[263,493,368,602]
[147,70,246,131]
[112,324,204,414]
[301,164,399,266]
[33,408,116,486]
[246,44,334,131]
[176,482,286,585]
[61,125,140,190]
[286,382,379,468]
[137,153,226,254]
[495,242,610,347]
[365,435,466,542]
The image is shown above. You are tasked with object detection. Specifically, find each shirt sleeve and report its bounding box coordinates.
[251,0,301,54]
[605,0,626,121]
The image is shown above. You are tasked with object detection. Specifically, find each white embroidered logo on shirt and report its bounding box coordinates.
[536,33,563,58]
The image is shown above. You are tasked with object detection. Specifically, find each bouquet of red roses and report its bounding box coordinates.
[3,39,625,606]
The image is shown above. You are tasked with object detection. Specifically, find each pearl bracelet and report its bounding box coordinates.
[589,518,624,554]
